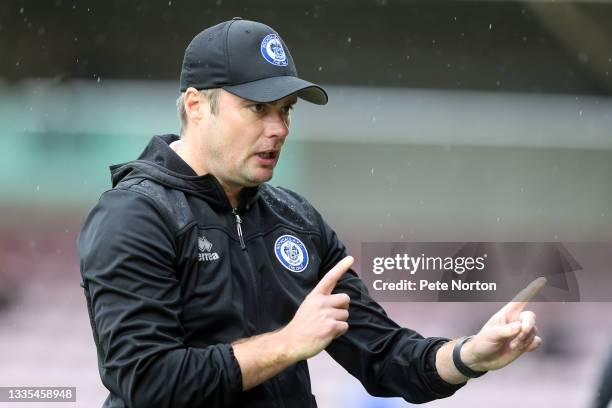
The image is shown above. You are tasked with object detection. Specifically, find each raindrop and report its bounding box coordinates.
[496,217,501,223]
[489,23,492,30]
[347,36,351,43]
[370,168,374,175]
[168,0,172,4]
[97,76,101,83]
[372,116,376,123]
[318,65,322,71]
[36,185,40,191]
[19,7,24,14]
[579,110,583,116]
[15,61,20,67]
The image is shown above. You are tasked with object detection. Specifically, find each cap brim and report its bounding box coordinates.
[223,76,328,105]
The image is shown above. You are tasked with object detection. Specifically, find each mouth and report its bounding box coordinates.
[255,150,279,161]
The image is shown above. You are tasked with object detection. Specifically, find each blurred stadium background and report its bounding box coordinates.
[1,1,611,407]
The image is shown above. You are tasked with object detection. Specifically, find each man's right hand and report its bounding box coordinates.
[232,256,353,390]
[280,256,354,362]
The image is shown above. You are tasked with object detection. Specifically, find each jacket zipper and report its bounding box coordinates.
[231,207,261,330]
[232,207,283,408]
[232,208,246,250]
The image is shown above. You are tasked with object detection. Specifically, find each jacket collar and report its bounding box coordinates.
[110,134,260,212]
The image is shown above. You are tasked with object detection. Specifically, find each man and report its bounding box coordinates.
[77,18,543,407]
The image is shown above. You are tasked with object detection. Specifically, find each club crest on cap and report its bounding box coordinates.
[260,34,288,67]
[274,234,308,272]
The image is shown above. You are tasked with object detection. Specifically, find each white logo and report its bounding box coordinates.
[274,235,309,272]
[198,235,219,262]
[260,34,288,66]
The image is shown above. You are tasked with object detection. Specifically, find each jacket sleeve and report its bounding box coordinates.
[315,212,466,404]
[77,188,243,408]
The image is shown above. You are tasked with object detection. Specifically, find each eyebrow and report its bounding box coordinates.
[243,97,298,106]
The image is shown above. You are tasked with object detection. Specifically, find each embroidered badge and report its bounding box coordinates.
[260,33,288,66]
[274,234,309,272]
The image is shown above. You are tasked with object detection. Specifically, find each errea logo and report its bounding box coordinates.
[198,235,220,262]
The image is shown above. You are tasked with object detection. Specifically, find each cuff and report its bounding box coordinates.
[422,337,467,397]
[217,343,244,405]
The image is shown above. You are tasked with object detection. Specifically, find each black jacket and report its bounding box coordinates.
[77,134,464,408]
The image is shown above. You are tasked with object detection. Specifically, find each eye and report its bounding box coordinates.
[250,103,266,113]
[281,105,294,114]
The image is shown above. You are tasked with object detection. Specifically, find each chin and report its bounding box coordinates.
[249,171,274,185]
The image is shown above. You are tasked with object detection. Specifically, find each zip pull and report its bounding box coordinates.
[232,208,246,250]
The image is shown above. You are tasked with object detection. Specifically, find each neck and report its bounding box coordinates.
[216,180,242,209]
[170,136,242,209]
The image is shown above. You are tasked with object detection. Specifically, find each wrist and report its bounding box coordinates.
[275,326,303,364]
[459,336,479,370]
[454,336,487,378]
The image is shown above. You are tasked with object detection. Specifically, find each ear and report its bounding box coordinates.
[184,87,205,125]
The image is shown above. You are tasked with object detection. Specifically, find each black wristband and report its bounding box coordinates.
[452,336,487,378]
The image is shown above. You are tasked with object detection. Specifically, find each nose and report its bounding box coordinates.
[264,110,290,141]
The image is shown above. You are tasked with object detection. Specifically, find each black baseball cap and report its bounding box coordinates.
[179,17,328,105]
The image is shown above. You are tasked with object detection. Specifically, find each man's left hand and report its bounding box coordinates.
[460,277,547,372]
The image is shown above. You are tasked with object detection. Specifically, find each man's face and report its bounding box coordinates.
[197,89,296,190]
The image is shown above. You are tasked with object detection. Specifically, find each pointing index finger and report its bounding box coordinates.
[314,256,354,295]
[504,277,547,322]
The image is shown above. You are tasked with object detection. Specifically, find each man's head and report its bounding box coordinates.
[180,87,296,189]
[175,17,327,191]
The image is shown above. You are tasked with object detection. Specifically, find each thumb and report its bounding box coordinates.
[313,256,354,295]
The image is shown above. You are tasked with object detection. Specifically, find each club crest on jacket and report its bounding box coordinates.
[274,234,309,272]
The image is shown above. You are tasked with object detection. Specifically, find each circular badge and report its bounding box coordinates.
[260,34,288,66]
[274,234,309,273]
